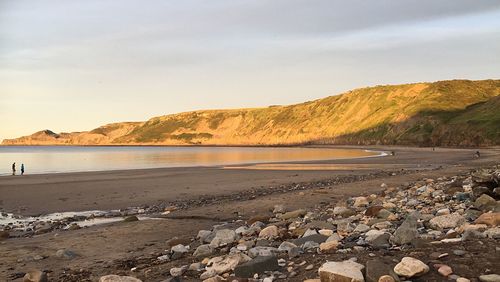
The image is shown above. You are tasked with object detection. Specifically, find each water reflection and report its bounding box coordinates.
[0,146,380,175]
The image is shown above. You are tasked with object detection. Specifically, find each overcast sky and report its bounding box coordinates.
[1,0,500,140]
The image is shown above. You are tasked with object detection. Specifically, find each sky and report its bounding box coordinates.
[1,1,500,140]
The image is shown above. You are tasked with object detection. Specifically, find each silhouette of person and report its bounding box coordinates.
[12,162,16,176]
[21,164,25,175]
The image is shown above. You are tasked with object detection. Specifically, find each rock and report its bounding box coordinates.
[365,260,399,282]
[318,260,365,282]
[302,241,320,251]
[209,229,237,248]
[200,269,217,280]
[279,209,306,220]
[457,278,471,282]
[354,224,370,233]
[194,244,213,258]
[202,275,226,282]
[123,215,139,222]
[278,241,297,252]
[198,230,214,243]
[378,275,396,282]
[353,197,369,208]
[393,257,429,278]
[291,234,328,246]
[319,229,334,236]
[485,227,500,239]
[392,213,419,245]
[475,212,500,226]
[462,229,486,241]
[475,194,497,211]
[206,254,250,275]
[365,230,390,248]
[365,205,384,217]
[333,206,356,218]
[437,265,453,277]
[248,215,270,225]
[248,246,278,258]
[170,266,187,277]
[23,270,48,282]
[55,249,78,260]
[479,274,500,282]
[303,228,319,237]
[273,204,286,214]
[259,225,279,239]
[319,240,339,253]
[436,208,451,216]
[99,275,142,282]
[234,256,279,278]
[429,214,466,230]
[171,244,189,254]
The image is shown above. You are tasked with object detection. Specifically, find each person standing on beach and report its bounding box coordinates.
[21,164,25,175]
[12,162,16,175]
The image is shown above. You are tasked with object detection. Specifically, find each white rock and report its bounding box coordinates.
[318,260,365,282]
[429,214,466,230]
[393,257,429,278]
[209,229,237,248]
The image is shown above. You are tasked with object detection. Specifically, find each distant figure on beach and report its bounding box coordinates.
[432,147,435,151]
[21,164,25,175]
[391,151,395,156]
[474,151,481,158]
[12,162,16,175]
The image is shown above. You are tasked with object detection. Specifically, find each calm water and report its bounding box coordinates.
[0,146,381,175]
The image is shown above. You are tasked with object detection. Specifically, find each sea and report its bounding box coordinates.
[0,146,382,175]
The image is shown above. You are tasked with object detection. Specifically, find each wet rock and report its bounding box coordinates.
[234,256,279,278]
[429,214,466,230]
[365,260,399,282]
[393,257,429,278]
[99,275,142,282]
[56,249,78,260]
[259,225,278,239]
[123,215,139,222]
[209,229,237,248]
[318,260,365,282]
[475,212,500,226]
[23,270,47,282]
[479,274,500,282]
[392,213,419,245]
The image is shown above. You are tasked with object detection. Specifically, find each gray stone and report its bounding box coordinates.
[392,214,419,245]
[475,194,497,211]
[209,229,237,248]
[193,244,213,258]
[55,249,78,260]
[99,275,142,282]
[429,214,466,230]
[291,234,328,246]
[234,256,279,278]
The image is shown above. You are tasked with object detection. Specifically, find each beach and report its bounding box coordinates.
[1,145,499,281]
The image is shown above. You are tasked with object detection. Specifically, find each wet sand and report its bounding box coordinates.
[1,146,500,281]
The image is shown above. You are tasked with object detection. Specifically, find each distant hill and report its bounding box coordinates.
[3,79,500,147]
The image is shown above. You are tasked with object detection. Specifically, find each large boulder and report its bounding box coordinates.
[234,256,279,278]
[475,194,498,211]
[393,257,429,278]
[318,260,365,282]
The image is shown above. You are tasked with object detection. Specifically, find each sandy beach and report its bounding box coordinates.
[1,146,499,281]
